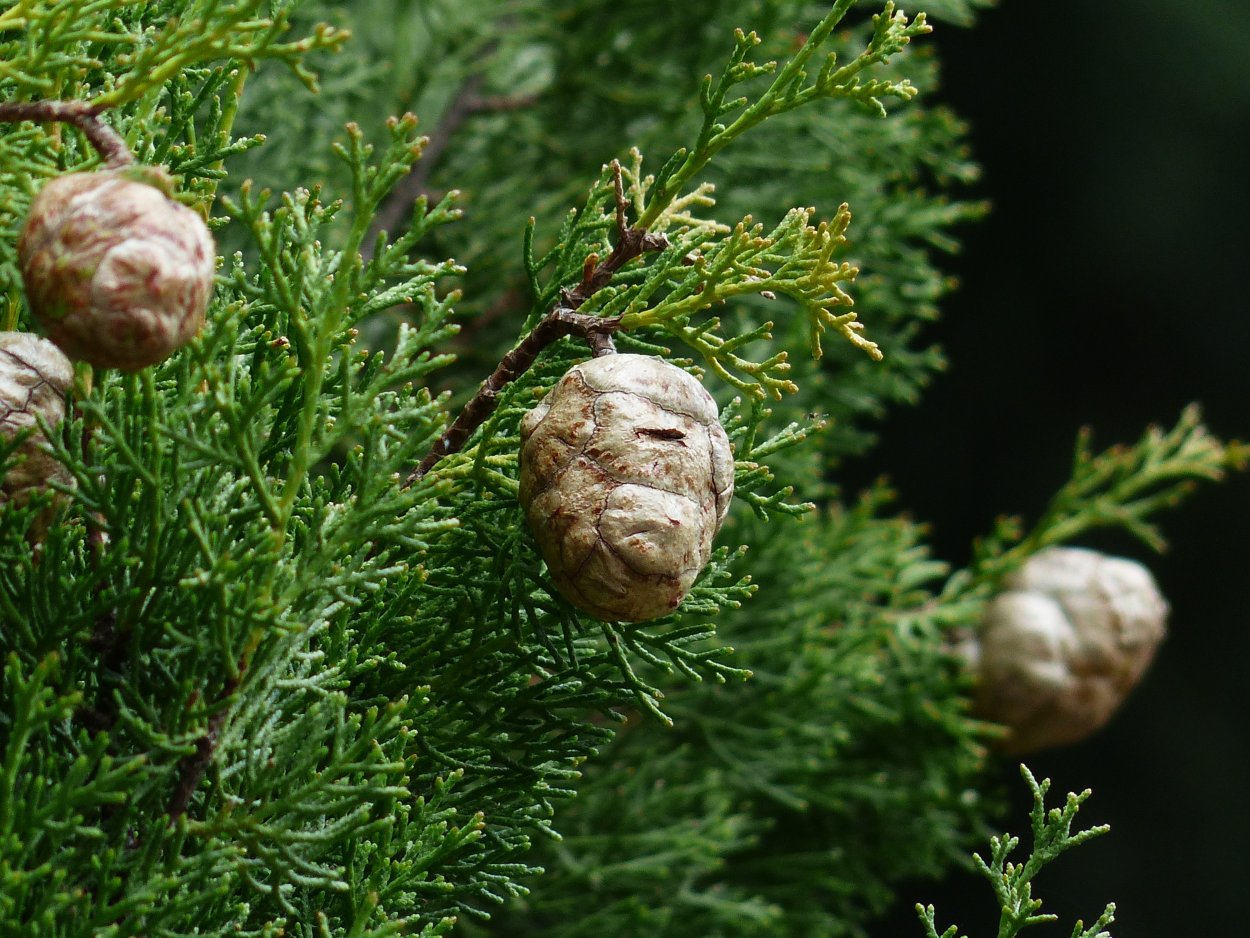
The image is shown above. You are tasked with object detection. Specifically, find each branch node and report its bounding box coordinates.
[406,172,668,483]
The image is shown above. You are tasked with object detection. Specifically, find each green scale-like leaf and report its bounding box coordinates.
[0,1,1239,936]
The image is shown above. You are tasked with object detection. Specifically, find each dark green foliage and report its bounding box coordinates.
[0,2,1235,937]
[484,487,988,938]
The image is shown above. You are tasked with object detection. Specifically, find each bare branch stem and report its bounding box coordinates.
[0,100,134,167]
[166,671,241,822]
[405,309,622,485]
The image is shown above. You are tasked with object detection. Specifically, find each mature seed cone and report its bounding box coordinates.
[519,353,735,622]
[0,331,75,537]
[958,546,1168,753]
[18,167,215,371]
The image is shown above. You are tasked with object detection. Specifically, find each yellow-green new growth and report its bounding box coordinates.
[552,2,925,402]
[589,204,872,400]
[636,0,930,231]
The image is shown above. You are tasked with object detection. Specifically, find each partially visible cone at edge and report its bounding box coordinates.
[0,331,75,541]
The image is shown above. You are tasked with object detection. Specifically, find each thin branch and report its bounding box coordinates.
[167,670,240,822]
[362,75,484,261]
[465,92,539,113]
[0,99,134,167]
[363,73,541,263]
[405,309,622,485]
[405,161,668,485]
[562,161,670,308]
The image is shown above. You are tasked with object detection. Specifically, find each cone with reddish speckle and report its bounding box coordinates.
[18,167,215,371]
[519,354,734,622]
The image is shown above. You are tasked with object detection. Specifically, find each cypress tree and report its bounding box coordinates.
[0,2,1238,935]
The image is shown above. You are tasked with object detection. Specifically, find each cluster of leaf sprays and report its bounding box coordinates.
[0,130,1165,755]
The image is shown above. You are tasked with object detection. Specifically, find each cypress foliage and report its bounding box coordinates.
[0,2,1238,936]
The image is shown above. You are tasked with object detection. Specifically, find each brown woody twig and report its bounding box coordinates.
[0,99,134,167]
[405,309,623,485]
[166,670,241,822]
[405,161,668,485]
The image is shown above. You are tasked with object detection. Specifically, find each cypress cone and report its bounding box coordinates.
[0,331,74,540]
[960,546,1169,753]
[18,167,215,371]
[519,354,734,622]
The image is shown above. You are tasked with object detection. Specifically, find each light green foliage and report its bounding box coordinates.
[630,0,931,227]
[950,404,1246,599]
[0,1,1237,937]
[918,766,1117,938]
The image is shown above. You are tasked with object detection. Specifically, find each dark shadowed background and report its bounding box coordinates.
[862,0,1250,933]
